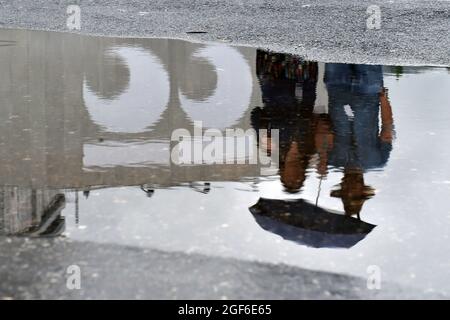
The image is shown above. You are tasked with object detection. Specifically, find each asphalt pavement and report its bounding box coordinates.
[0,0,448,66]
[0,237,444,299]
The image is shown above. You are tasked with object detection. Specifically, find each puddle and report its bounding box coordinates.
[0,29,450,294]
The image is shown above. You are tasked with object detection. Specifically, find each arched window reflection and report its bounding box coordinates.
[83,47,170,133]
[179,45,253,129]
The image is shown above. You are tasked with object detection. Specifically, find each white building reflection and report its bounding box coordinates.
[83,47,170,133]
[0,29,263,189]
[179,45,253,129]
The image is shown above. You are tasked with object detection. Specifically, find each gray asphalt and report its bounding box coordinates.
[0,237,444,299]
[0,0,448,66]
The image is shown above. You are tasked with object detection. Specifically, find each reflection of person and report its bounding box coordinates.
[330,168,375,218]
[325,64,394,170]
[325,63,394,217]
[252,50,318,193]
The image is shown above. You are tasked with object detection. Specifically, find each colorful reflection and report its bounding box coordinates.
[251,50,395,242]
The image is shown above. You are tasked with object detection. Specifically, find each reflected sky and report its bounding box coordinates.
[0,29,449,296]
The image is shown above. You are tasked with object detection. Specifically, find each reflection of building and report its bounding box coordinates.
[0,29,264,189]
[0,187,65,236]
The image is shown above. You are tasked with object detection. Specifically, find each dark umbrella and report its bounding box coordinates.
[249,198,375,248]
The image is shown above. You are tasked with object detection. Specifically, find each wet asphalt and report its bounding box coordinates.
[0,0,449,66]
[0,237,445,299]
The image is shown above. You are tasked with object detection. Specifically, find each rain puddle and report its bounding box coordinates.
[0,29,449,295]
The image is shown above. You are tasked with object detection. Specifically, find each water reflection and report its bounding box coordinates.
[248,52,396,244]
[0,29,432,249]
[249,198,375,248]
[2,29,449,294]
[0,29,398,244]
[0,187,65,237]
[0,29,260,188]
[83,47,170,133]
[251,52,395,239]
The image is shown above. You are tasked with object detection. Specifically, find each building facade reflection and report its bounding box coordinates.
[0,29,263,189]
[0,187,65,237]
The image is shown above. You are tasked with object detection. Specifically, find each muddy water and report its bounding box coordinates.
[0,29,449,295]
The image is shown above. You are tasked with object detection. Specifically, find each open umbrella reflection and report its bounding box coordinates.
[249,198,375,248]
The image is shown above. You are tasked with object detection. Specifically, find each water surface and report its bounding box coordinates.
[1,29,449,296]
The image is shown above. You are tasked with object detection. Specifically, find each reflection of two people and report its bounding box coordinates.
[250,51,394,247]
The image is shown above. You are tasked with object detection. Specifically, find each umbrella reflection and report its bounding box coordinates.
[250,198,375,248]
